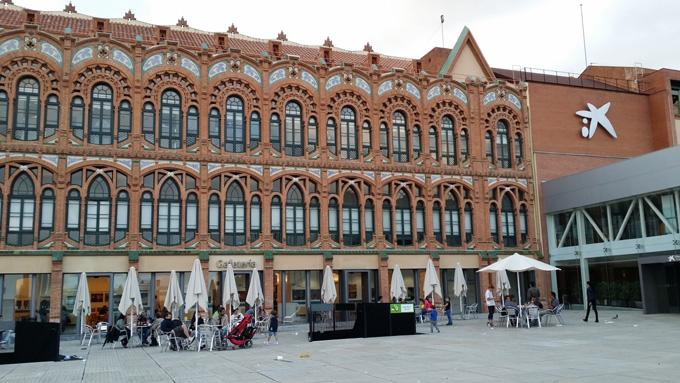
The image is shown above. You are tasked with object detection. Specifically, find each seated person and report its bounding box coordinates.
[257,306,267,322]
[114,313,131,347]
[171,318,194,341]
[159,312,174,334]
[136,310,151,345]
[503,295,519,317]
[540,291,560,318]
[230,308,244,327]
[524,296,540,307]
[244,304,254,318]
[189,312,205,331]
[212,307,229,338]
[149,311,165,346]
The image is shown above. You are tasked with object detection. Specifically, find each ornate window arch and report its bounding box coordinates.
[285,101,303,156]
[250,111,261,150]
[157,179,181,246]
[7,173,36,246]
[186,106,199,147]
[43,94,59,139]
[207,172,262,246]
[71,96,85,140]
[0,90,8,137]
[209,108,221,147]
[429,127,438,161]
[441,116,456,165]
[496,120,511,168]
[84,176,111,246]
[340,107,358,160]
[445,193,460,246]
[14,77,41,141]
[326,117,337,155]
[89,84,114,145]
[308,116,318,153]
[362,121,371,157]
[412,126,422,158]
[160,89,182,149]
[432,183,474,247]
[379,122,389,158]
[226,96,245,153]
[118,100,132,143]
[225,182,246,246]
[342,188,360,246]
[514,133,523,166]
[392,111,408,163]
[142,102,156,145]
[286,184,305,246]
[270,113,281,152]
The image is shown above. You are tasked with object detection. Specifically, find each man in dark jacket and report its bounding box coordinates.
[583,281,599,323]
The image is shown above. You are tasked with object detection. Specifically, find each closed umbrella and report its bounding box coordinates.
[164,270,184,319]
[245,268,264,320]
[118,266,144,341]
[423,259,442,304]
[496,270,511,303]
[453,263,467,319]
[390,264,407,302]
[222,263,240,326]
[185,259,209,339]
[72,272,91,336]
[321,265,337,304]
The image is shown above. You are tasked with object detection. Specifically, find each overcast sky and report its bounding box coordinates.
[20,0,680,75]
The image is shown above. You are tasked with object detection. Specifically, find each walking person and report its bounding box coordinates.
[430,308,440,333]
[583,281,599,323]
[265,310,279,345]
[485,285,495,327]
[444,296,453,325]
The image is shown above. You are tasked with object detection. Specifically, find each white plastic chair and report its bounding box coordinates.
[282,305,300,325]
[81,325,95,346]
[526,305,541,328]
[464,303,478,319]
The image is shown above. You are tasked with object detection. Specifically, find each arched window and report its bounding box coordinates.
[249,111,260,150]
[39,189,54,242]
[7,174,36,245]
[362,121,371,157]
[285,102,302,156]
[329,198,339,243]
[308,116,317,153]
[514,133,523,165]
[310,197,319,242]
[142,102,155,145]
[464,202,473,242]
[89,84,113,145]
[14,77,40,141]
[485,131,494,165]
[271,196,282,242]
[501,194,516,246]
[0,90,8,136]
[43,95,59,138]
[433,202,442,242]
[395,189,412,245]
[209,108,221,148]
[186,106,199,147]
[84,176,111,246]
[445,193,460,246]
[225,96,245,153]
[364,199,374,243]
[342,189,360,246]
[225,183,245,246]
[497,120,510,168]
[160,90,182,149]
[114,191,129,243]
[392,112,408,163]
[379,122,389,158]
[208,194,220,242]
[519,204,527,244]
[270,113,281,152]
[489,202,498,243]
[117,100,131,142]
[66,189,81,243]
[140,191,153,242]
[416,201,425,242]
[157,180,181,246]
[441,116,456,165]
[460,128,469,162]
[326,118,337,155]
[250,196,261,241]
[286,185,305,246]
[70,96,85,140]
[340,107,358,159]
[429,127,438,161]
[185,193,197,243]
[412,126,422,158]
[382,200,392,242]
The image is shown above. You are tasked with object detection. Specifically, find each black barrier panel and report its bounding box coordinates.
[308,303,415,342]
[14,322,60,363]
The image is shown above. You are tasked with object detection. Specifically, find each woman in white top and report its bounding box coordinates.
[485,285,495,327]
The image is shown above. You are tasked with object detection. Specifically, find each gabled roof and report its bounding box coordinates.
[439,27,494,81]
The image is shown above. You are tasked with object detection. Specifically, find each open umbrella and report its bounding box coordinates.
[496,270,511,303]
[118,266,144,342]
[478,252,560,319]
[423,259,442,304]
[453,263,467,319]
[222,263,240,327]
[185,259,209,338]
[164,270,184,319]
[245,268,264,320]
[72,272,91,337]
[390,264,407,302]
[321,265,337,304]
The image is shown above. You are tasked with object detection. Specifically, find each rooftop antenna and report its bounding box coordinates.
[440,15,445,47]
[580,4,588,69]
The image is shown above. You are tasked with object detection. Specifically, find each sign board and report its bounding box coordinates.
[390,303,414,314]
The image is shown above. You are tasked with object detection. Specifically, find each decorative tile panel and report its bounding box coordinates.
[66,156,84,167]
[427,85,441,101]
[207,163,221,173]
[483,91,496,107]
[180,57,200,79]
[42,154,58,167]
[380,172,392,180]
[117,158,132,170]
[301,70,318,91]
[405,82,421,101]
[327,170,339,179]
[517,178,528,187]
[415,174,426,183]
[141,53,163,74]
[487,177,498,186]
[71,46,93,68]
[251,166,263,176]
[186,162,200,173]
[10,153,38,158]
[270,166,282,176]
[0,38,20,58]
[377,80,393,97]
[462,176,473,185]
[430,174,441,183]
[453,88,468,105]
[508,93,522,110]
[268,68,286,86]
[112,48,134,73]
[243,63,262,85]
[40,41,62,66]
[140,159,155,170]
[309,168,321,178]
[208,61,227,80]
[355,77,371,96]
[325,74,341,92]
[364,172,375,180]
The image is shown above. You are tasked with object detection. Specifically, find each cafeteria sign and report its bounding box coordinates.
[390,303,414,314]
[216,259,257,269]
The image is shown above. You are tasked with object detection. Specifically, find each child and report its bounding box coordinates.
[265,310,279,345]
[430,308,440,333]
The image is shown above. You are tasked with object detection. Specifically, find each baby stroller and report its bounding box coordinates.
[221,313,257,349]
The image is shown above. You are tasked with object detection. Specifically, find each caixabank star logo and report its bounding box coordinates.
[576,102,617,139]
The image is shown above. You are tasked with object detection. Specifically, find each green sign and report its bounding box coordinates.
[390,303,414,314]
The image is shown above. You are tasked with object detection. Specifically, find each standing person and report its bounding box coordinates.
[583,281,599,323]
[429,308,441,333]
[527,282,542,308]
[485,285,495,327]
[444,297,452,325]
[265,310,278,345]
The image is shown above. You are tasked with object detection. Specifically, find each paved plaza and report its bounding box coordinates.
[0,308,678,382]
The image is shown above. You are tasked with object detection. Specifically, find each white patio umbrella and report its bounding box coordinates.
[72,272,91,336]
[222,263,240,326]
[478,252,560,312]
[453,263,467,319]
[164,270,184,319]
[423,259,442,304]
[321,265,337,304]
[185,259,209,335]
[390,264,407,302]
[245,268,264,319]
[118,266,144,339]
[496,270,511,303]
